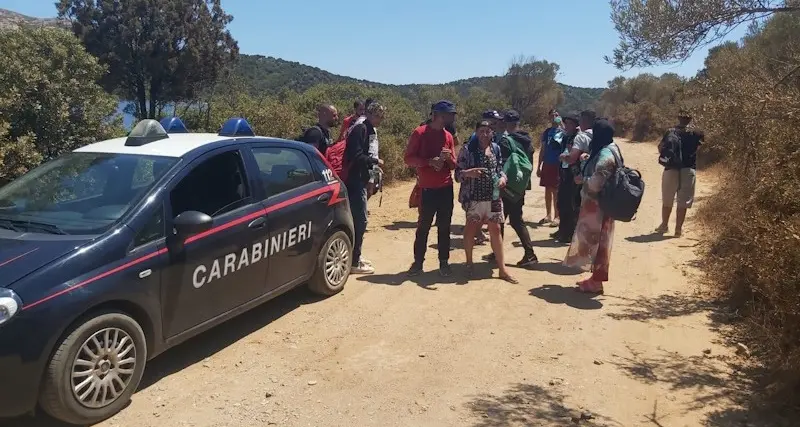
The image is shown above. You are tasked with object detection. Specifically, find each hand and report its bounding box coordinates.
[440,148,452,157]
[377,158,384,166]
[574,175,583,185]
[428,157,444,170]
[463,168,487,178]
[498,177,507,188]
[536,167,542,178]
[580,153,590,161]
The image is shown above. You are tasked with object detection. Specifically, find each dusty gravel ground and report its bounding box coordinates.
[7,140,771,427]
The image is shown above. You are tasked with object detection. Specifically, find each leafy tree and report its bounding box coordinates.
[501,56,563,127]
[0,26,121,183]
[607,0,800,69]
[57,0,239,119]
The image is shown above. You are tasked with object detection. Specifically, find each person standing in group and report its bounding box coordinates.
[345,102,386,275]
[461,110,503,246]
[656,109,703,237]
[563,118,620,294]
[552,113,582,243]
[300,104,338,156]
[537,109,564,226]
[405,100,458,277]
[338,100,365,142]
[456,120,518,283]
[484,110,538,267]
[554,110,595,242]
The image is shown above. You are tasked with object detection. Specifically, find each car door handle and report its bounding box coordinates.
[317,193,331,202]
[248,217,266,229]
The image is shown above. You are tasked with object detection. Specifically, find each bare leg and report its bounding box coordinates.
[544,189,553,221]
[675,207,687,236]
[657,205,672,232]
[463,221,479,266]
[552,187,560,220]
[488,223,517,283]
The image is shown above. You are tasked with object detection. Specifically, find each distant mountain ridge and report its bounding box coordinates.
[0,8,66,30]
[0,8,604,112]
[234,55,605,112]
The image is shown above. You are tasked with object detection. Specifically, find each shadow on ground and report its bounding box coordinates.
[604,292,716,323]
[529,284,603,310]
[625,232,676,243]
[465,383,618,426]
[1,287,322,427]
[612,339,797,426]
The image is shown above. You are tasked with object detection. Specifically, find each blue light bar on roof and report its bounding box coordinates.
[218,117,255,137]
[160,117,189,133]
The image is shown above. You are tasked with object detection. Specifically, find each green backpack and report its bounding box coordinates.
[500,134,534,201]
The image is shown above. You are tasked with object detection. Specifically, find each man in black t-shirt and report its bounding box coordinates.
[656,110,704,237]
[300,104,338,155]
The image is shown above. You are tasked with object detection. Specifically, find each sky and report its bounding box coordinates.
[1,0,749,89]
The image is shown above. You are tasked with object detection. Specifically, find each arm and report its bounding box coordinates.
[454,144,470,183]
[404,130,429,168]
[585,149,616,198]
[346,125,377,171]
[443,133,457,169]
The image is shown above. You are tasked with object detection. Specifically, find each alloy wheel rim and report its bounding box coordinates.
[325,237,349,286]
[71,327,137,409]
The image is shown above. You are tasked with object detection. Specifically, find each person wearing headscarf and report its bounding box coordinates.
[563,118,621,294]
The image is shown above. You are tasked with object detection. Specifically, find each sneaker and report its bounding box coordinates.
[481,253,496,262]
[439,261,452,277]
[361,258,374,266]
[407,262,423,277]
[351,261,375,275]
[517,252,539,267]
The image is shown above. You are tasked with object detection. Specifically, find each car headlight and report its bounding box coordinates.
[0,288,22,326]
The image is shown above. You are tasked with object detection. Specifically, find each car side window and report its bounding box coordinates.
[133,205,165,248]
[251,147,315,197]
[169,150,251,218]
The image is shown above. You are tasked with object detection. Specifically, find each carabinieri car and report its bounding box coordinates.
[0,117,354,425]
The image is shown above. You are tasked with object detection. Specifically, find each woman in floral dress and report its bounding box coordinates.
[563,118,620,294]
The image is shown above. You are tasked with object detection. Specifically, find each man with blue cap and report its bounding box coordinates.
[405,100,458,277]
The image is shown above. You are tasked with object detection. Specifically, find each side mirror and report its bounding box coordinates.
[167,210,213,253]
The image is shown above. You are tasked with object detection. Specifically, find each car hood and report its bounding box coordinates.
[0,233,88,289]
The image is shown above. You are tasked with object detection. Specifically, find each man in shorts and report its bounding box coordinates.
[656,110,703,237]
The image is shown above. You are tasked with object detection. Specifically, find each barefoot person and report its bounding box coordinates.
[563,118,620,294]
[456,121,518,283]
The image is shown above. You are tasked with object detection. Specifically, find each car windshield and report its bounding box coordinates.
[0,152,177,235]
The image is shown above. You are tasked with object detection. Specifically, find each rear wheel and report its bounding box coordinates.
[309,230,352,296]
[40,311,147,425]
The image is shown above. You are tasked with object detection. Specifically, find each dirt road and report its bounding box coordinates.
[11,139,753,426]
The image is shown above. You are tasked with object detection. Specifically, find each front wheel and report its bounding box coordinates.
[39,311,147,425]
[309,230,352,296]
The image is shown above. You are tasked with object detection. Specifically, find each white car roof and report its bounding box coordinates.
[74,133,236,158]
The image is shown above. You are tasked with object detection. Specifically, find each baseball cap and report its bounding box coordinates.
[482,110,501,120]
[475,120,492,130]
[503,109,521,122]
[678,108,692,119]
[432,100,457,114]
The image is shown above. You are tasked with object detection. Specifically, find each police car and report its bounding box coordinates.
[0,117,354,424]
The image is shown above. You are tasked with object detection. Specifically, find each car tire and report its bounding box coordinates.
[309,230,352,296]
[39,311,147,425]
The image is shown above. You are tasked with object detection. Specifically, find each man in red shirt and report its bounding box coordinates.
[337,99,366,142]
[404,100,457,277]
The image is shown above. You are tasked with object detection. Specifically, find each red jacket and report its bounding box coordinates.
[404,124,456,189]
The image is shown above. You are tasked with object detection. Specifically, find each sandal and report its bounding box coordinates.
[500,273,519,284]
[576,278,604,294]
[655,224,669,234]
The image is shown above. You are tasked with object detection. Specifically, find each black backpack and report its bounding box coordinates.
[658,128,683,169]
[599,147,645,222]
